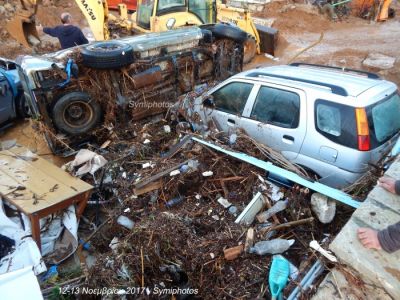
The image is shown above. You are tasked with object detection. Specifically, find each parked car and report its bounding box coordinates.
[0,58,28,131]
[15,25,246,155]
[183,63,400,188]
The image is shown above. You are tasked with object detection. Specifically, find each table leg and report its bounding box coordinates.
[30,213,41,251]
[76,191,90,219]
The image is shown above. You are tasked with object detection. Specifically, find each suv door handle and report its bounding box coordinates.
[227,119,236,126]
[282,135,295,143]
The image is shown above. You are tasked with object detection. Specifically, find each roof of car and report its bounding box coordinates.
[237,65,389,97]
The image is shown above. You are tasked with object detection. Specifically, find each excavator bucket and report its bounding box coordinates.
[6,15,41,48]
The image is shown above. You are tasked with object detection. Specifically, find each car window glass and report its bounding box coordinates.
[370,93,400,142]
[250,86,300,128]
[158,0,185,10]
[317,104,341,136]
[211,82,253,115]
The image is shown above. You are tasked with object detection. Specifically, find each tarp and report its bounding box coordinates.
[0,266,43,300]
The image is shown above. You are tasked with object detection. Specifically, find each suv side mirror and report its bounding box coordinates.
[203,95,215,108]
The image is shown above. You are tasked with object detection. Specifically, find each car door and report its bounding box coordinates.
[201,80,255,134]
[0,74,15,125]
[238,84,307,160]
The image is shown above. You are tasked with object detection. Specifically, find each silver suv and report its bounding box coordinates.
[185,63,400,188]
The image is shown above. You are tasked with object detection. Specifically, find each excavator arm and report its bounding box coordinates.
[6,0,42,48]
[7,0,110,48]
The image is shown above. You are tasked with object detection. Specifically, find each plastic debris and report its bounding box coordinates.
[269,255,290,300]
[217,197,232,208]
[109,237,120,253]
[202,171,213,177]
[117,216,135,230]
[228,206,238,216]
[164,125,171,133]
[169,170,181,176]
[250,239,295,255]
[142,162,156,169]
[257,199,288,223]
[166,196,185,208]
[309,240,338,262]
[62,149,107,176]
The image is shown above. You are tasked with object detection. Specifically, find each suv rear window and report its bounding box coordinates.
[315,100,357,149]
[366,92,400,147]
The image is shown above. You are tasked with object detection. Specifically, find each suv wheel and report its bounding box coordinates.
[80,41,134,69]
[201,24,247,44]
[52,92,102,136]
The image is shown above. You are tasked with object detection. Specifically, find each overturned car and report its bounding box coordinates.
[16,25,246,154]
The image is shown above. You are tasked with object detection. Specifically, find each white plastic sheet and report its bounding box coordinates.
[0,266,43,300]
[0,201,79,275]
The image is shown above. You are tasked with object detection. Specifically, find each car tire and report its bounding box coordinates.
[15,94,30,118]
[243,36,257,64]
[201,23,247,44]
[52,92,102,136]
[80,41,134,69]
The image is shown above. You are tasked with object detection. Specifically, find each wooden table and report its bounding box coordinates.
[0,146,93,251]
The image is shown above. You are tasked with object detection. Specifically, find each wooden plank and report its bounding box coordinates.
[134,160,189,189]
[7,146,92,192]
[134,180,163,196]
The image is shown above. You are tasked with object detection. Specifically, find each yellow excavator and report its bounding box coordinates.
[7,0,274,63]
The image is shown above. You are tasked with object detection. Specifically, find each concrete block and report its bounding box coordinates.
[384,157,400,179]
[330,217,400,299]
[352,199,400,230]
[312,268,392,300]
[368,185,400,214]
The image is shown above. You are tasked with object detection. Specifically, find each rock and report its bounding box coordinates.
[363,53,396,70]
[4,3,14,12]
[0,6,6,15]
[311,193,336,224]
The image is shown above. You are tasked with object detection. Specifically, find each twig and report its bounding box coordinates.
[141,246,145,288]
[260,217,314,234]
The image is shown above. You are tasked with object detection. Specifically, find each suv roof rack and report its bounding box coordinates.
[246,72,348,96]
[289,62,380,79]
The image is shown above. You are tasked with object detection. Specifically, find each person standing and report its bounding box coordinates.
[37,12,88,49]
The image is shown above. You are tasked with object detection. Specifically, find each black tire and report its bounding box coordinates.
[52,92,102,136]
[15,94,30,118]
[243,36,257,64]
[201,23,247,44]
[80,41,134,69]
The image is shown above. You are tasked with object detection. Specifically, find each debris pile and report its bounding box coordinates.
[64,117,359,298]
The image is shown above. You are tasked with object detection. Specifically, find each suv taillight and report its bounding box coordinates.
[355,108,370,151]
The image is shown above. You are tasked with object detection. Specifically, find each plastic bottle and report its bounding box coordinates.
[257,199,288,223]
[249,239,295,255]
[166,195,185,208]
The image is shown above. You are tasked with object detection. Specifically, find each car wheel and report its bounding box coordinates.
[52,92,102,136]
[243,36,257,64]
[80,41,134,69]
[15,94,30,118]
[201,23,247,44]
